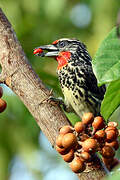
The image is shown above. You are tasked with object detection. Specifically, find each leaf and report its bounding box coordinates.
[92,27,120,86]
[101,79,120,120]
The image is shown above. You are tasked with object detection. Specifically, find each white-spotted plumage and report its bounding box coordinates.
[36,38,106,118]
[56,39,105,118]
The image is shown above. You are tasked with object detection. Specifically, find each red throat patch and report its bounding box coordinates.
[56,52,71,70]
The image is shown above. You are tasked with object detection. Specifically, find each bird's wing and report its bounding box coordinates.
[75,62,106,101]
[84,65,106,100]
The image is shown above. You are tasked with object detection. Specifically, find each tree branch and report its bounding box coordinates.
[0,8,107,179]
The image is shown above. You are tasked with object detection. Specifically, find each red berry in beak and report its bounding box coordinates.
[33,48,43,55]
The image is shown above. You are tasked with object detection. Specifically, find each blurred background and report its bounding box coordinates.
[0,0,120,179]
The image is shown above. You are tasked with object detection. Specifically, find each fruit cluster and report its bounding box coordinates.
[0,86,7,113]
[56,112,119,173]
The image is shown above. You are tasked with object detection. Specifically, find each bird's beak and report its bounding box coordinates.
[34,44,59,57]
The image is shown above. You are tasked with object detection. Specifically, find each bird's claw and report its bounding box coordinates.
[40,89,65,107]
[40,96,54,105]
[47,96,64,106]
[40,92,64,106]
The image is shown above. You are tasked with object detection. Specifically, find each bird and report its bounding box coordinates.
[34,38,106,119]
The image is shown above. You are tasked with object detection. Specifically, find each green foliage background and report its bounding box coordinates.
[93,28,120,121]
[0,0,120,179]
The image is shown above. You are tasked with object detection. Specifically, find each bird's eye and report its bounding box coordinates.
[59,41,65,47]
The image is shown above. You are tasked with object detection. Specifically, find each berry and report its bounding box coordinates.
[0,87,3,98]
[111,158,120,169]
[105,126,118,137]
[56,134,64,148]
[70,157,86,173]
[108,121,118,128]
[74,122,85,133]
[102,157,113,164]
[101,145,115,159]
[62,133,77,149]
[56,146,68,155]
[33,48,43,55]
[0,99,7,113]
[105,140,119,150]
[92,116,105,130]
[105,126,116,131]
[82,138,98,152]
[105,130,118,142]
[102,157,113,169]
[94,130,106,141]
[62,149,74,162]
[60,125,73,135]
[55,113,119,173]
[80,152,91,162]
[82,112,94,125]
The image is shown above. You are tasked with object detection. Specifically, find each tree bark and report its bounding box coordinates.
[0,8,108,180]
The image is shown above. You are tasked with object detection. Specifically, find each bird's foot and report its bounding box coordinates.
[46,96,64,106]
[40,89,65,107]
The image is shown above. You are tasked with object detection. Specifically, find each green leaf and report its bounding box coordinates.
[92,27,120,86]
[101,79,120,120]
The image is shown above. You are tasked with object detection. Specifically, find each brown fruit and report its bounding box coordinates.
[105,140,119,150]
[111,158,120,169]
[94,130,106,140]
[56,134,64,148]
[62,133,77,149]
[105,130,118,142]
[82,112,94,125]
[56,146,68,155]
[105,126,118,135]
[102,157,113,164]
[0,99,7,113]
[102,157,113,170]
[62,149,74,162]
[101,145,115,159]
[60,125,73,135]
[0,87,3,98]
[105,126,116,131]
[102,157,120,170]
[108,121,118,128]
[105,126,118,138]
[80,152,91,162]
[82,138,98,152]
[74,122,85,133]
[92,116,105,130]
[70,157,86,173]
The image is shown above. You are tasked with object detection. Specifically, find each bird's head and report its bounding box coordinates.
[34,38,88,70]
